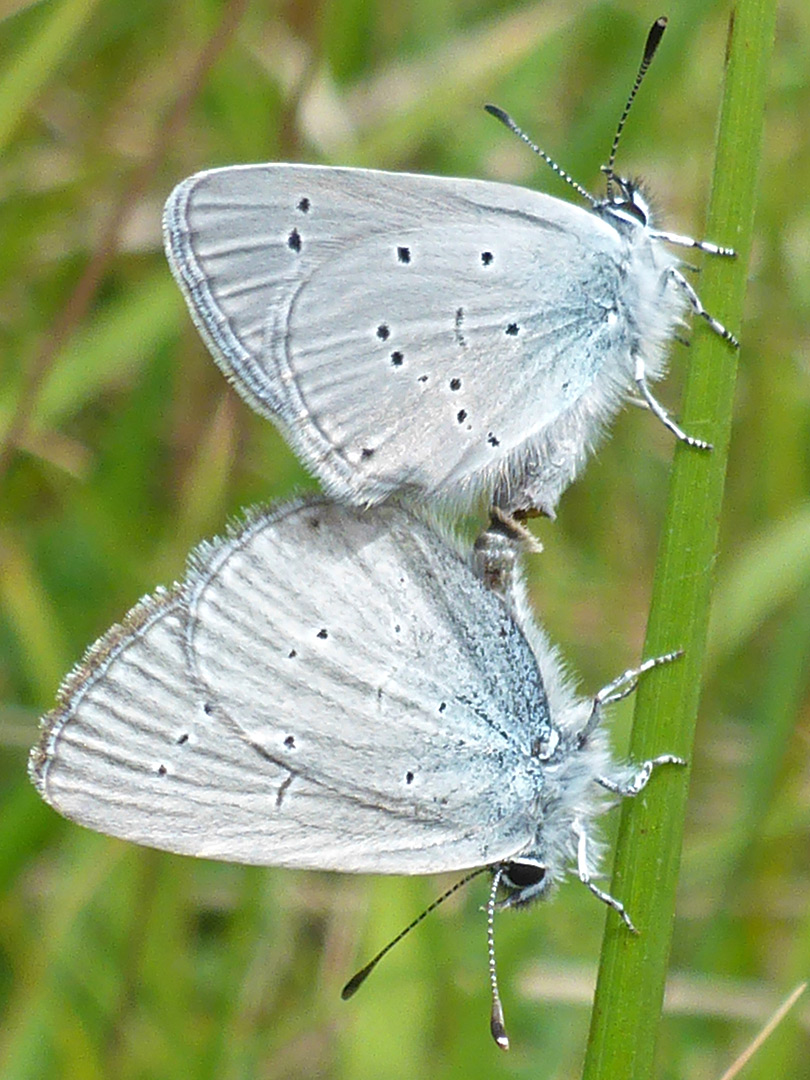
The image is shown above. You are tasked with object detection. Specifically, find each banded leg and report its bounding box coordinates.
[573,820,637,933]
[597,754,686,797]
[634,353,712,450]
[666,265,740,347]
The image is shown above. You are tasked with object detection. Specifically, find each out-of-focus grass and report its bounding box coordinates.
[0,1,807,1078]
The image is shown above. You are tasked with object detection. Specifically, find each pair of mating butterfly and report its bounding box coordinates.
[30,17,736,1049]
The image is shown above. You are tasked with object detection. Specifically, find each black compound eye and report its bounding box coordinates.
[615,199,647,224]
[503,861,546,889]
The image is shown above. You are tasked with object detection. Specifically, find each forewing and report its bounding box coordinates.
[32,499,550,873]
[164,165,623,504]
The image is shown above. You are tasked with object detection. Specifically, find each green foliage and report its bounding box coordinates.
[1,1,806,1077]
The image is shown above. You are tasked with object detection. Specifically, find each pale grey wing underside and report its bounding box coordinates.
[164,165,628,506]
[29,591,296,863]
[31,499,551,873]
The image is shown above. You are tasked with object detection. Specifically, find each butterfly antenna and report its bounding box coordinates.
[604,16,667,198]
[487,867,509,1050]
[484,104,596,207]
[341,868,489,1000]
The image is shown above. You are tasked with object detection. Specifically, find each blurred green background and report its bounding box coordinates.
[1,0,807,1077]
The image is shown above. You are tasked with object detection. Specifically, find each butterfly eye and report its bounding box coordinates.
[502,860,546,890]
[613,197,648,225]
[498,860,549,908]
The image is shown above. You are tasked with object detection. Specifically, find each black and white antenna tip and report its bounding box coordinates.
[491,999,510,1051]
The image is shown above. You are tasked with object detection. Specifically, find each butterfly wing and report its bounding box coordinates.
[32,499,552,873]
[164,165,631,511]
[29,588,294,862]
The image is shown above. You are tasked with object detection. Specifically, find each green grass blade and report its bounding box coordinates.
[582,2,778,1077]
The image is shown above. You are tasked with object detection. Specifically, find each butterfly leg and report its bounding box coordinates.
[577,650,683,745]
[649,228,736,258]
[665,266,739,347]
[572,820,637,932]
[597,754,686,797]
[633,353,712,450]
